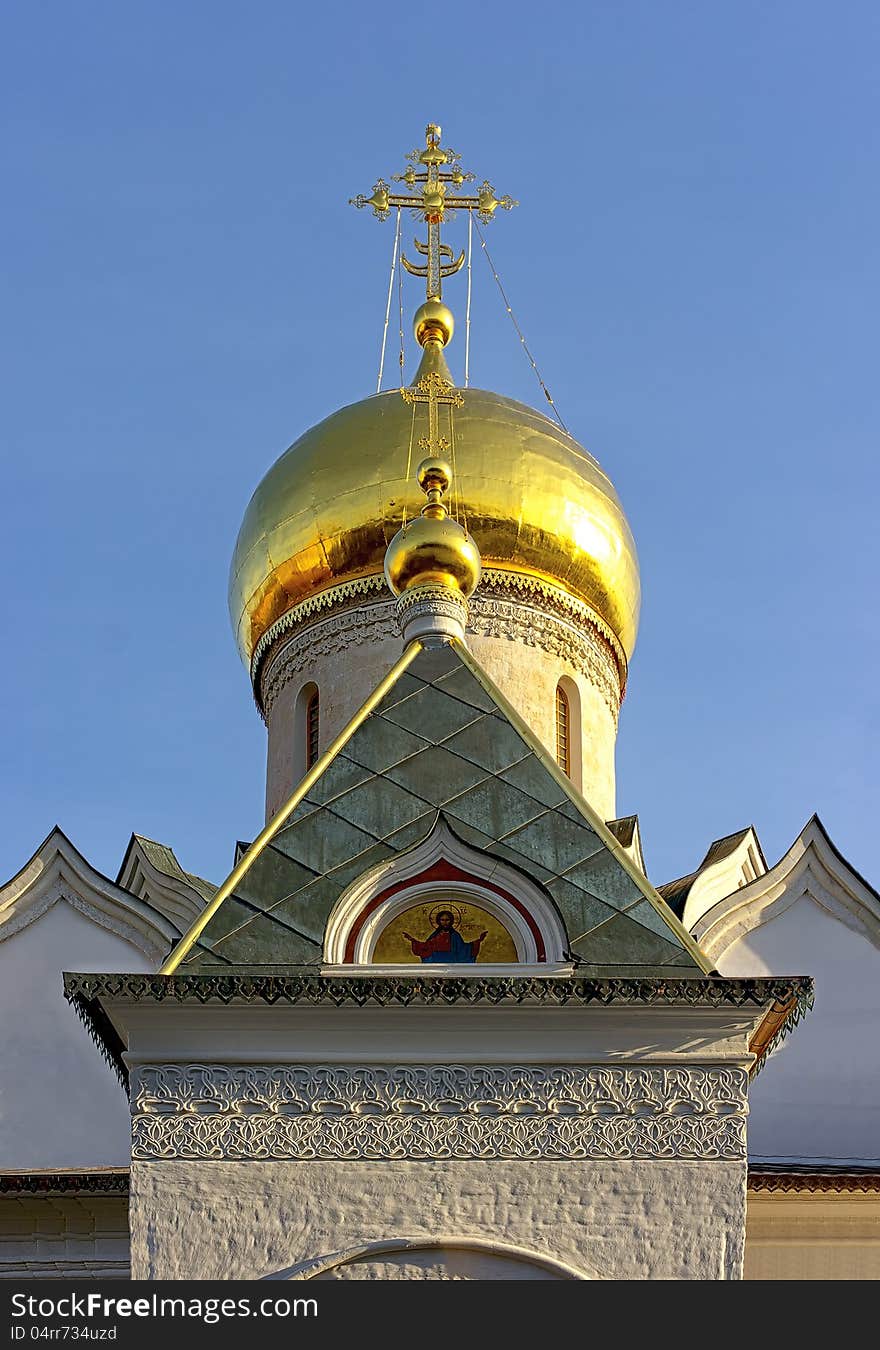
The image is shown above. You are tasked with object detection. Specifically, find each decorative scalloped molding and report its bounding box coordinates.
[130,1063,748,1161]
[0,828,179,963]
[260,598,396,717]
[692,817,880,964]
[65,971,814,1011]
[470,593,621,720]
[395,584,469,645]
[258,574,623,720]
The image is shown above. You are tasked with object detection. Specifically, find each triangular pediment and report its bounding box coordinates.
[0,825,180,963]
[174,642,709,975]
[117,834,214,932]
[692,814,880,963]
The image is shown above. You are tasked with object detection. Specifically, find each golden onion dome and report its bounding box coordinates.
[229,355,641,674]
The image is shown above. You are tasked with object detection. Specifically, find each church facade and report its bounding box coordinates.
[2,126,878,1281]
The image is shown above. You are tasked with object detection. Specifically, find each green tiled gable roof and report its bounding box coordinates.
[183,643,708,975]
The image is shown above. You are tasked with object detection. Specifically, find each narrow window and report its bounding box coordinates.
[555,684,570,776]
[306,690,320,769]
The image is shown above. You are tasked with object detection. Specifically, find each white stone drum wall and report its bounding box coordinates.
[261,595,621,824]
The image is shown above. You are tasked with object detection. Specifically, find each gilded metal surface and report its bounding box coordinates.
[229,385,641,668]
[350,124,516,302]
[384,364,482,601]
[385,518,481,597]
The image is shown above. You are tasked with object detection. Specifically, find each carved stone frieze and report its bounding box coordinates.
[258,570,624,719]
[130,1064,748,1161]
[260,599,396,716]
[469,594,621,719]
[396,584,470,645]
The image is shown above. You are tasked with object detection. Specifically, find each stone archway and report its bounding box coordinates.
[265,1237,589,1281]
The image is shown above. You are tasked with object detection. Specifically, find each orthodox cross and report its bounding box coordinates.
[350,123,517,301]
[401,370,464,456]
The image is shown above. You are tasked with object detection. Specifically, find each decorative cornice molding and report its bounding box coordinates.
[260,597,396,717]
[64,973,813,1093]
[130,1063,748,1161]
[0,1172,130,1196]
[252,574,389,679]
[65,971,814,1011]
[748,1169,880,1195]
[255,570,625,719]
[476,570,627,684]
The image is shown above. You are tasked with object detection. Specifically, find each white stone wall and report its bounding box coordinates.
[0,903,149,1170]
[718,901,880,1163]
[262,598,620,824]
[125,1054,749,1281]
[130,1158,745,1281]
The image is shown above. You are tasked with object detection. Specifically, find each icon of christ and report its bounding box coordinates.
[402,908,488,964]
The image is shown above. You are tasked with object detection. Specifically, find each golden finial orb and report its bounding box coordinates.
[383,513,481,599]
[413,300,454,348]
[384,457,481,601]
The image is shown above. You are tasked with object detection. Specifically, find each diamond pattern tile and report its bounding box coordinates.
[382,812,439,853]
[560,848,643,910]
[189,643,704,973]
[444,775,548,842]
[381,683,482,741]
[501,809,605,876]
[343,715,429,775]
[385,744,491,807]
[571,912,688,967]
[231,846,318,911]
[442,713,532,776]
[623,897,688,942]
[208,910,320,965]
[371,671,428,716]
[261,874,346,945]
[499,753,568,808]
[304,755,375,807]
[432,662,499,713]
[545,877,621,940]
[327,775,431,839]
[271,809,379,876]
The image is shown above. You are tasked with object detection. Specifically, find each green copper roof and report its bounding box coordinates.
[184,643,708,975]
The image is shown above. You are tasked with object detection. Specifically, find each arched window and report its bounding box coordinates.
[306,689,320,769]
[555,684,570,776]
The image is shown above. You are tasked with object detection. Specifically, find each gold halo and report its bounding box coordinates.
[429,903,462,930]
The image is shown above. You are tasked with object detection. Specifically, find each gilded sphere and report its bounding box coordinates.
[229,385,641,670]
[384,515,482,599]
[416,456,451,495]
[413,300,454,347]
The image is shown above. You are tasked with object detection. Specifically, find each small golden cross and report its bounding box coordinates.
[350,123,517,302]
[401,369,465,456]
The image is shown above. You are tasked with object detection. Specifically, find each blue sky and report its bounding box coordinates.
[2,1,878,894]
